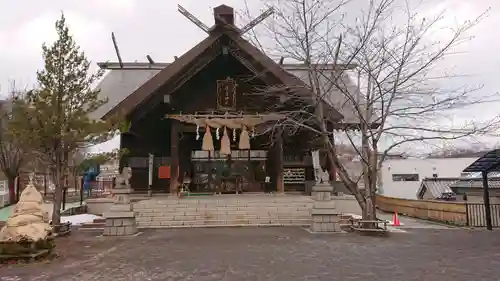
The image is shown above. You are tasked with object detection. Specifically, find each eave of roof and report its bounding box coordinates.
[463,149,500,173]
[101,30,345,121]
[98,62,169,70]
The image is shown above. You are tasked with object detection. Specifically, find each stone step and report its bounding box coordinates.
[76,222,105,231]
[77,214,351,230]
[135,199,312,202]
[134,203,312,207]
[136,212,311,216]
[136,214,310,220]
[134,208,312,213]
[141,207,313,210]
[136,216,310,223]
[137,218,310,228]
[133,206,312,211]
[78,222,105,229]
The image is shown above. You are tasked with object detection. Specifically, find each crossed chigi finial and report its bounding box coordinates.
[177,4,274,35]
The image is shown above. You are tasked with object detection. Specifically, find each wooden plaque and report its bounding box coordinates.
[216,77,237,109]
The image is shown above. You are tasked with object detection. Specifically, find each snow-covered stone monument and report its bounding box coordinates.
[103,167,138,236]
[0,174,54,260]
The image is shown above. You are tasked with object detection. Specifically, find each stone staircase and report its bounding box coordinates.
[133,195,314,228]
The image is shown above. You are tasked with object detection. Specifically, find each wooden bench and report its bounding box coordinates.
[350,219,389,235]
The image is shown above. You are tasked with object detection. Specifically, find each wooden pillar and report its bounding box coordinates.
[275,128,284,194]
[482,171,493,230]
[170,120,179,194]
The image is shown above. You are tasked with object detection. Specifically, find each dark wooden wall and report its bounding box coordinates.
[121,52,314,192]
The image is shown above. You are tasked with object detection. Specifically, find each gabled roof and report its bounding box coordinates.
[416,176,500,199]
[101,29,341,121]
[416,178,457,199]
[95,61,368,125]
[102,34,219,119]
[451,177,500,189]
[463,149,500,173]
[90,66,164,120]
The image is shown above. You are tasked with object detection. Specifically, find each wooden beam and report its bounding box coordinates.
[275,128,284,194]
[129,44,221,122]
[111,32,123,68]
[167,44,221,94]
[170,120,180,194]
[227,40,278,84]
[177,5,210,34]
[240,7,274,34]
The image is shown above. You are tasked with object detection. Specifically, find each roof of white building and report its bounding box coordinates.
[417,178,457,199]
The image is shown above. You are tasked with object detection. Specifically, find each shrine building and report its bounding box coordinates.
[94,4,361,195]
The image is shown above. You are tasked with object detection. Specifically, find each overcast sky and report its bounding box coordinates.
[0,0,498,153]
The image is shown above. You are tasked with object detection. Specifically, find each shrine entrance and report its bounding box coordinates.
[171,114,282,195]
[98,4,344,195]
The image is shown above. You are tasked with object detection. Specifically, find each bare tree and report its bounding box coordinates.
[0,83,30,204]
[245,0,499,223]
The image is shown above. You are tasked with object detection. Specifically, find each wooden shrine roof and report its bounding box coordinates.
[97,4,370,126]
[94,62,366,126]
[101,28,324,120]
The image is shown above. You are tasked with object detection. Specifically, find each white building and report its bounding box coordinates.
[379,157,478,199]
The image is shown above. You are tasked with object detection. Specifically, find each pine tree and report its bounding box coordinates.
[10,13,115,226]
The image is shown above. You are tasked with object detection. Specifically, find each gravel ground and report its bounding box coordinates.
[1,227,500,281]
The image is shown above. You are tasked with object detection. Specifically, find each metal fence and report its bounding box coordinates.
[0,180,8,208]
[466,203,500,228]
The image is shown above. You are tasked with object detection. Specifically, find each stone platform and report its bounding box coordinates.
[133,194,314,228]
[82,194,362,230]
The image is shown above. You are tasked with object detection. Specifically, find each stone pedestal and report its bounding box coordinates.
[103,168,138,236]
[310,183,342,233]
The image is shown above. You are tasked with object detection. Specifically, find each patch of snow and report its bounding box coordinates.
[387,220,405,226]
[60,214,103,225]
[345,213,362,220]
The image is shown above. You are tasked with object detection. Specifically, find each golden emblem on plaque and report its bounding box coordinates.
[216,77,237,109]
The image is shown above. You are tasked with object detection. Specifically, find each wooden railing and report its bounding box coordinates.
[376,195,468,226]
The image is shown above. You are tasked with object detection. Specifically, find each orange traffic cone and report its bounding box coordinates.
[392,212,401,226]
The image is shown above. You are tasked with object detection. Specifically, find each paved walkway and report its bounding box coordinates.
[377,212,454,229]
[2,227,499,281]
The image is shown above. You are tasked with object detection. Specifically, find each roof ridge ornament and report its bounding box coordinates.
[178,5,210,34]
[177,4,274,36]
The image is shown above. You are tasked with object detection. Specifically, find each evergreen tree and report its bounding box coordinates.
[10,13,115,225]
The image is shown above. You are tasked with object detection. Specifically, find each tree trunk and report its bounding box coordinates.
[51,164,64,226]
[7,175,16,205]
[325,145,377,226]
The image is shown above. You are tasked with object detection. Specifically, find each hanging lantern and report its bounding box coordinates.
[251,126,255,138]
[196,125,200,140]
[216,127,220,140]
[233,128,237,142]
